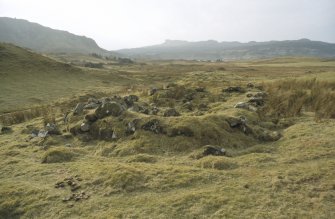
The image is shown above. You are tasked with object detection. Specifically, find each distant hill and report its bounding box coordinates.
[0,17,110,55]
[117,39,335,60]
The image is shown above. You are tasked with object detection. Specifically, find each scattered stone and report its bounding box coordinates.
[38,130,48,138]
[223,86,245,93]
[202,145,226,156]
[163,108,180,117]
[80,122,90,132]
[126,121,136,135]
[73,103,85,115]
[95,101,124,119]
[142,119,163,134]
[45,123,61,135]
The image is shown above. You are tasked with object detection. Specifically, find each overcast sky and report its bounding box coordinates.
[1,0,334,50]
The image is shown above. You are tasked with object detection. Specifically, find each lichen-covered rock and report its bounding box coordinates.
[142,119,164,134]
[95,102,124,119]
[73,103,85,115]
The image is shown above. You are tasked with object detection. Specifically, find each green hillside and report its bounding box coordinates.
[0,43,104,113]
[0,17,109,55]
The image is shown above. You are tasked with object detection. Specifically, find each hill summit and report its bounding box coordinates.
[117,39,335,60]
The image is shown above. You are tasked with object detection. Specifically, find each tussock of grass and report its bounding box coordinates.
[125,154,157,163]
[263,79,335,119]
[41,147,77,163]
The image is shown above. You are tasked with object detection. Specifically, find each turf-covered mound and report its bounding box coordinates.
[42,147,78,163]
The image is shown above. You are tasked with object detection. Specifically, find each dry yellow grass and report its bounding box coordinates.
[0,45,335,218]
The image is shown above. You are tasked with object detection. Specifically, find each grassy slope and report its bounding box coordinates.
[0,50,335,218]
[0,43,132,113]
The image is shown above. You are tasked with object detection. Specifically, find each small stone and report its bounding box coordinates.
[80,122,90,132]
[202,145,226,157]
[37,130,48,138]
[234,102,249,110]
[126,121,136,135]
